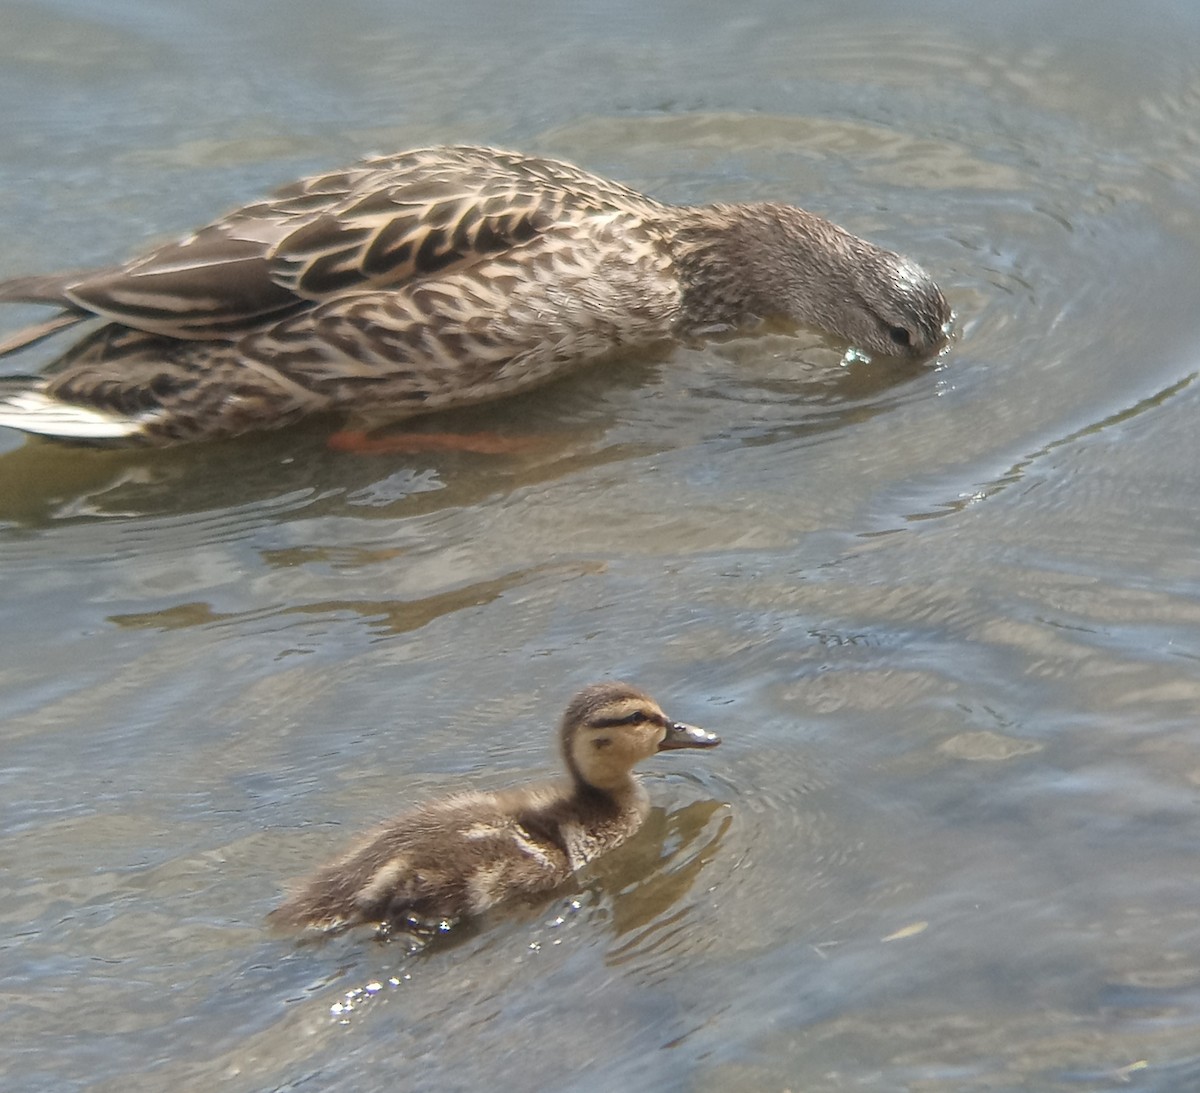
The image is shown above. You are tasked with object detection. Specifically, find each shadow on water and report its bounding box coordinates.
[103,560,605,637]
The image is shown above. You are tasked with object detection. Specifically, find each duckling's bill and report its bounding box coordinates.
[659,720,721,750]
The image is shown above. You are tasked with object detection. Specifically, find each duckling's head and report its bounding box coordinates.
[560,682,720,792]
[684,202,951,360]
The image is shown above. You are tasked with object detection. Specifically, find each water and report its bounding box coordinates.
[3,0,1200,1088]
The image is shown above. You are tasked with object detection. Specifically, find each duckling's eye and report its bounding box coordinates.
[888,325,913,348]
[592,711,648,728]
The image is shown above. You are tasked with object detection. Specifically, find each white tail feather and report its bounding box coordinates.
[0,388,148,440]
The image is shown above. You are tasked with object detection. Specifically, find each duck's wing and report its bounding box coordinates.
[0,146,663,346]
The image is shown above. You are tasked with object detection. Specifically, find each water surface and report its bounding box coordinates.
[4,1,1200,1089]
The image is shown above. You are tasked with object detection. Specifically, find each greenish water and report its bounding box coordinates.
[3,1,1200,1089]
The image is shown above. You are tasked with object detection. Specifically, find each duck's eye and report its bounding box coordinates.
[592,710,649,728]
[888,325,913,348]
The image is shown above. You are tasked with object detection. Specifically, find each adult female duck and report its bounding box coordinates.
[0,145,949,446]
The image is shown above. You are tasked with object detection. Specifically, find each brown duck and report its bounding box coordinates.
[0,145,950,447]
[269,681,720,934]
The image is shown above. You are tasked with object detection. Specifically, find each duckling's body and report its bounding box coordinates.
[269,783,643,931]
[0,145,950,447]
[269,682,719,933]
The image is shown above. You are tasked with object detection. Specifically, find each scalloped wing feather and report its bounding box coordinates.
[28,147,666,344]
[241,212,681,416]
[18,211,679,444]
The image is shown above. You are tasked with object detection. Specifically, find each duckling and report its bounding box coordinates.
[268,681,720,934]
[0,144,950,447]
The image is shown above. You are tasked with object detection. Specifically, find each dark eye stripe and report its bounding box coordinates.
[590,711,653,728]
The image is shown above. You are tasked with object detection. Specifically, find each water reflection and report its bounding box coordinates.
[105,563,600,639]
[0,333,929,528]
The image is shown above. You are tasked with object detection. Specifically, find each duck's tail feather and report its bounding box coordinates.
[0,271,95,358]
[0,378,147,442]
[0,271,91,305]
[0,311,90,357]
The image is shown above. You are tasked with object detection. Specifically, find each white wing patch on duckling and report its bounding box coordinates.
[355,856,409,909]
[467,862,520,914]
[509,824,554,871]
[463,819,554,868]
[559,821,595,872]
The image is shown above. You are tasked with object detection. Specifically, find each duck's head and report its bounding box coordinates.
[560,682,720,792]
[684,202,951,360]
[754,203,951,359]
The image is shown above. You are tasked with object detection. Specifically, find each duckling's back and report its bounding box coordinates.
[269,781,647,932]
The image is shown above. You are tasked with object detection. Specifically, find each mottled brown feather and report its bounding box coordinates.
[0,145,950,445]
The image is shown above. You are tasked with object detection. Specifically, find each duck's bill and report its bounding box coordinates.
[659,720,721,750]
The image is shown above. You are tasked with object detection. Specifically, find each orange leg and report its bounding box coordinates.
[327,429,546,455]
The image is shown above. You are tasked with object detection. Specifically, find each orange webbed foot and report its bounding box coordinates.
[327,429,546,455]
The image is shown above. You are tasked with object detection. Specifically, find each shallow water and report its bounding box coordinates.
[4,0,1200,1089]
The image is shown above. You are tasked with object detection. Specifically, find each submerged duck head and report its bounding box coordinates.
[750,203,951,359]
[560,681,721,792]
[680,202,951,360]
